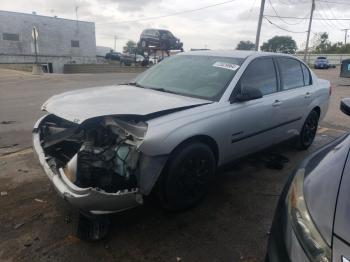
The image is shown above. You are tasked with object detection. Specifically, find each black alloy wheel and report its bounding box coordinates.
[157,142,216,211]
[299,110,319,149]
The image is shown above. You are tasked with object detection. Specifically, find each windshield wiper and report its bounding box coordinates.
[148,87,179,95]
[127,82,145,88]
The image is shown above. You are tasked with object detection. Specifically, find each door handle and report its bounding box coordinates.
[305,92,312,98]
[272,100,282,107]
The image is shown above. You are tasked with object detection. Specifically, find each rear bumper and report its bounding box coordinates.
[32,115,143,214]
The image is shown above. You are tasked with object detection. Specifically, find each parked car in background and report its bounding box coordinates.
[120,53,134,66]
[266,98,350,262]
[148,56,159,64]
[314,56,330,69]
[33,50,330,238]
[138,29,183,51]
[105,52,122,61]
[135,54,145,63]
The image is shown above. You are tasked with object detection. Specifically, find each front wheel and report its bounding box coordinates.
[157,142,216,211]
[298,110,319,150]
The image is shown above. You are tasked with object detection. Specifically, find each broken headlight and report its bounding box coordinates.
[285,168,331,262]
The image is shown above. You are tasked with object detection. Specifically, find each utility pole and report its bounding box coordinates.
[75,6,79,34]
[304,0,315,62]
[75,6,79,21]
[341,29,349,45]
[32,26,38,64]
[114,35,117,51]
[255,0,266,51]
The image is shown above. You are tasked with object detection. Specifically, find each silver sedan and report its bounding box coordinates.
[33,50,330,216]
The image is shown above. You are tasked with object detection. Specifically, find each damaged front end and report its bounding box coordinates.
[33,114,153,214]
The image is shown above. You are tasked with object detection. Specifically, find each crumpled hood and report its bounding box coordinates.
[42,85,209,123]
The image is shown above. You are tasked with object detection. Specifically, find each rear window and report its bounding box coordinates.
[301,63,312,86]
[277,58,304,90]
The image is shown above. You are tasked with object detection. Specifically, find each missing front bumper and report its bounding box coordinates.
[33,115,143,214]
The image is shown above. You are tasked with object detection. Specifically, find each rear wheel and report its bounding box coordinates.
[157,142,216,211]
[298,110,319,150]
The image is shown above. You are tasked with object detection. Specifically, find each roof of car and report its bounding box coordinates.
[178,50,295,59]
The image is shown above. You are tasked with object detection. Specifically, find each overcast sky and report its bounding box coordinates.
[2,0,350,52]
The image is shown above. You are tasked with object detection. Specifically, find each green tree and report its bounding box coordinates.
[123,40,137,53]
[312,32,331,53]
[236,40,255,50]
[260,36,297,54]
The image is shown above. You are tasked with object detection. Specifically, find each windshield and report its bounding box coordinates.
[317,57,328,62]
[160,30,174,38]
[134,55,243,101]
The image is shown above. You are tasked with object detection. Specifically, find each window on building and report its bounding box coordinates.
[277,58,304,90]
[71,40,80,48]
[3,33,19,41]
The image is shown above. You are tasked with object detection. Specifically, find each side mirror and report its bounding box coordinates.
[235,86,263,102]
[340,98,350,116]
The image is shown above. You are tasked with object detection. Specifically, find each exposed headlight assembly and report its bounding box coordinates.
[286,168,331,262]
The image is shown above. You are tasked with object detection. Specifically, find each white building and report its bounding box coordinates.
[0,10,96,73]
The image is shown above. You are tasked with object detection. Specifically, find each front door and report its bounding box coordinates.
[227,57,280,160]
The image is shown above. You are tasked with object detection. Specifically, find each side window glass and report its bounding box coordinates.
[240,58,277,96]
[301,63,312,86]
[278,58,304,90]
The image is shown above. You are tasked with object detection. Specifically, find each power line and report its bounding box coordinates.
[322,1,349,28]
[267,0,307,25]
[317,2,342,29]
[316,4,342,29]
[97,0,238,25]
[277,0,293,5]
[264,14,350,20]
[316,0,350,6]
[264,16,308,33]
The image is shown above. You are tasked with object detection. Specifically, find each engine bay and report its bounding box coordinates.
[39,115,146,193]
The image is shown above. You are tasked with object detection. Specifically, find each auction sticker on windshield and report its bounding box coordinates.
[213,62,240,71]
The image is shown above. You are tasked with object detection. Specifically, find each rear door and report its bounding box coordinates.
[272,57,313,143]
[228,57,280,159]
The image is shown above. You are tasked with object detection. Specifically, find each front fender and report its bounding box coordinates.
[138,103,231,166]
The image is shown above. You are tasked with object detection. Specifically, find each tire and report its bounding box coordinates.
[297,110,319,150]
[157,142,216,211]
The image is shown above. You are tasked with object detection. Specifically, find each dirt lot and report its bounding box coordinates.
[0,68,349,262]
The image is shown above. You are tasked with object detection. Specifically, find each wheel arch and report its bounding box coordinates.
[169,134,220,165]
[313,106,321,118]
